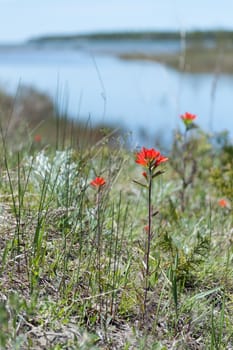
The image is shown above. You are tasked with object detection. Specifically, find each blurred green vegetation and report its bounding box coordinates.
[0,87,119,150]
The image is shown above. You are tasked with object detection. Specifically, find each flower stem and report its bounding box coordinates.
[144,167,152,316]
[180,128,188,211]
[96,189,103,318]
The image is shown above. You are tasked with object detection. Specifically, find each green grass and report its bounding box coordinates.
[0,91,233,349]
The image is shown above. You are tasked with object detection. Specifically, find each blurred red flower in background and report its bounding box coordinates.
[180,112,197,125]
[218,199,227,208]
[34,134,42,142]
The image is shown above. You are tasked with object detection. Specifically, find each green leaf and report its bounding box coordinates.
[132,179,148,188]
[152,170,165,178]
[186,122,198,131]
[190,287,222,301]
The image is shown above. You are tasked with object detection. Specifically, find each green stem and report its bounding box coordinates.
[96,189,102,317]
[144,167,152,316]
[181,128,188,211]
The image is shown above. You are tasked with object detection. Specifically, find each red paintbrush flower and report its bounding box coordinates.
[218,199,227,208]
[154,153,169,167]
[34,134,42,142]
[135,147,168,169]
[90,177,106,188]
[180,112,197,125]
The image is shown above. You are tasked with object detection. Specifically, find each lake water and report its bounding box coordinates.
[0,41,233,147]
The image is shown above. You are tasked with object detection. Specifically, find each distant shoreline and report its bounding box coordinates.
[117,48,233,74]
[28,29,233,43]
[1,30,232,74]
[27,30,233,74]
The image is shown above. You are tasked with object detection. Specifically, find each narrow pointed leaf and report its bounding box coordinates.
[152,170,165,178]
[132,179,148,188]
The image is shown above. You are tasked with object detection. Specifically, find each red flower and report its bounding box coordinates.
[135,147,168,169]
[218,199,227,208]
[180,112,197,125]
[34,134,42,142]
[90,177,106,188]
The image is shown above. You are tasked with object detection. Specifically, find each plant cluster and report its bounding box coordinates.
[0,112,232,349]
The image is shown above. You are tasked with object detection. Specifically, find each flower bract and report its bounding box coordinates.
[218,199,227,208]
[34,134,42,142]
[180,112,197,125]
[90,177,106,188]
[135,147,168,170]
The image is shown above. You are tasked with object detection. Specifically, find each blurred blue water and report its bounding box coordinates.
[0,42,232,147]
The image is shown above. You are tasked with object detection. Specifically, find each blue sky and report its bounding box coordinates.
[1,0,233,43]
